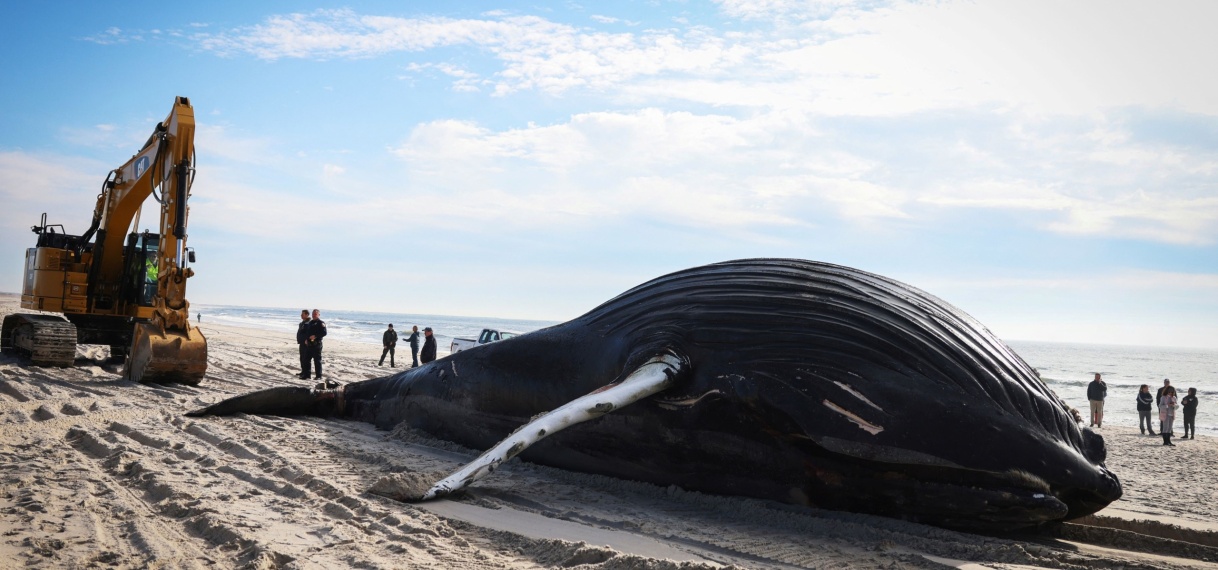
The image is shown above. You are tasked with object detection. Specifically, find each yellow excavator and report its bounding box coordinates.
[1,96,207,384]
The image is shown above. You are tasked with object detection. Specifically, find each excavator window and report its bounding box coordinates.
[123,232,160,307]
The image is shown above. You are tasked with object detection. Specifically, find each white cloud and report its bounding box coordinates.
[172,3,1218,247]
[1044,192,1218,245]
[920,270,1218,293]
[401,62,485,91]
[83,27,133,45]
[0,152,102,229]
[186,2,1218,115]
[0,152,109,290]
[766,0,1218,116]
[387,108,907,230]
[192,9,752,95]
[381,104,1218,244]
[714,0,879,21]
[194,123,282,166]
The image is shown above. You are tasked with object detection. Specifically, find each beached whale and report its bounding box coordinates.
[188,259,1121,531]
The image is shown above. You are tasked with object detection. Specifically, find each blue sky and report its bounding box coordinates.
[2,0,1216,348]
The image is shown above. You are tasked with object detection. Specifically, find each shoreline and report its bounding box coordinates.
[3,297,1218,568]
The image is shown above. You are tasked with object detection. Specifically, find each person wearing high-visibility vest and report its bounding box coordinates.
[143,257,159,304]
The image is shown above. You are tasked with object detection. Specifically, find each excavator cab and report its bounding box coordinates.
[123,232,160,307]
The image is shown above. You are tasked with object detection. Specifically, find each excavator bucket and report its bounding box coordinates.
[124,321,208,385]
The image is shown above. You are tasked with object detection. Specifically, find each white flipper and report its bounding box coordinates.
[420,352,685,500]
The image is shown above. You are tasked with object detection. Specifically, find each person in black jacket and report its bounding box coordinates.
[296,309,311,379]
[1136,384,1156,435]
[1181,387,1199,439]
[379,324,398,367]
[407,325,421,368]
[1156,378,1171,405]
[420,327,437,364]
[1086,373,1107,428]
[306,309,328,382]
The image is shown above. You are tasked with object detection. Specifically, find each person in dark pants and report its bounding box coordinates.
[420,327,437,364]
[1136,384,1156,435]
[1086,373,1107,428]
[296,309,311,379]
[407,325,421,368]
[1181,387,1199,439]
[1156,378,1172,433]
[1160,385,1178,446]
[379,324,398,367]
[306,309,328,382]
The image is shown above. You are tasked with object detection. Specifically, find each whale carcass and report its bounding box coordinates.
[189,259,1121,531]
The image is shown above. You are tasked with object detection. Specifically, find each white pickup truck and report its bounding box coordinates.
[449,328,519,354]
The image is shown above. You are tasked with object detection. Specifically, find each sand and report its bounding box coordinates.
[2,293,1217,569]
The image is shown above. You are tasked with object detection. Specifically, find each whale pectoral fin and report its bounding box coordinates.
[412,352,687,501]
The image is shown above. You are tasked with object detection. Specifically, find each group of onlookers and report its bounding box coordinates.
[1087,374,1200,446]
[378,324,437,368]
[293,311,440,386]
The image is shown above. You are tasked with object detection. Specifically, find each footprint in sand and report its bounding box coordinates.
[61,402,87,416]
[32,405,56,421]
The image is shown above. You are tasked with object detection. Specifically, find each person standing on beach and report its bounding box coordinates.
[420,327,437,364]
[1157,379,1172,433]
[1086,373,1107,428]
[407,325,421,368]
[1182,387,1199,440]
[379,324,398,367]
[306,309,328,383]
[1160,385,1178,446]
[296,309,311,379]
[1136,384,1156,436]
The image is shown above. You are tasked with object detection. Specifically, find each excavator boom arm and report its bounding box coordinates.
[91,96,196,318]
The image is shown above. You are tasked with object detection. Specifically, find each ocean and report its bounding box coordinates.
[1009,341,1216,436]
[194,304,1215,435]
[193,304,559,352]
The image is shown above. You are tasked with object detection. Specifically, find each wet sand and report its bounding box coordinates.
[2,293,1217,569]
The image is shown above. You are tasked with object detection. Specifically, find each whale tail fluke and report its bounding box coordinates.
[408,352,688,502]
[186,386,333,417]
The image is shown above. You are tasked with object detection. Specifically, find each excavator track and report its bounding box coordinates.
[1,314,77,367]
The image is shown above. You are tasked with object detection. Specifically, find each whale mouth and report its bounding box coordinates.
[794,449,1122,532]
[884,475,1121,531]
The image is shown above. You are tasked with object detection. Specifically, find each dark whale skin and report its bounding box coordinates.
[196,259,1121,531]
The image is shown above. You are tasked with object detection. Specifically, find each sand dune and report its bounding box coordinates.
[3,293,1217,569]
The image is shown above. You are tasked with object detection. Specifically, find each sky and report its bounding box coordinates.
[1,0,1216,349]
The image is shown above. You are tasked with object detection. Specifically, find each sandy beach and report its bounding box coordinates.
[2,293,1217,570]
